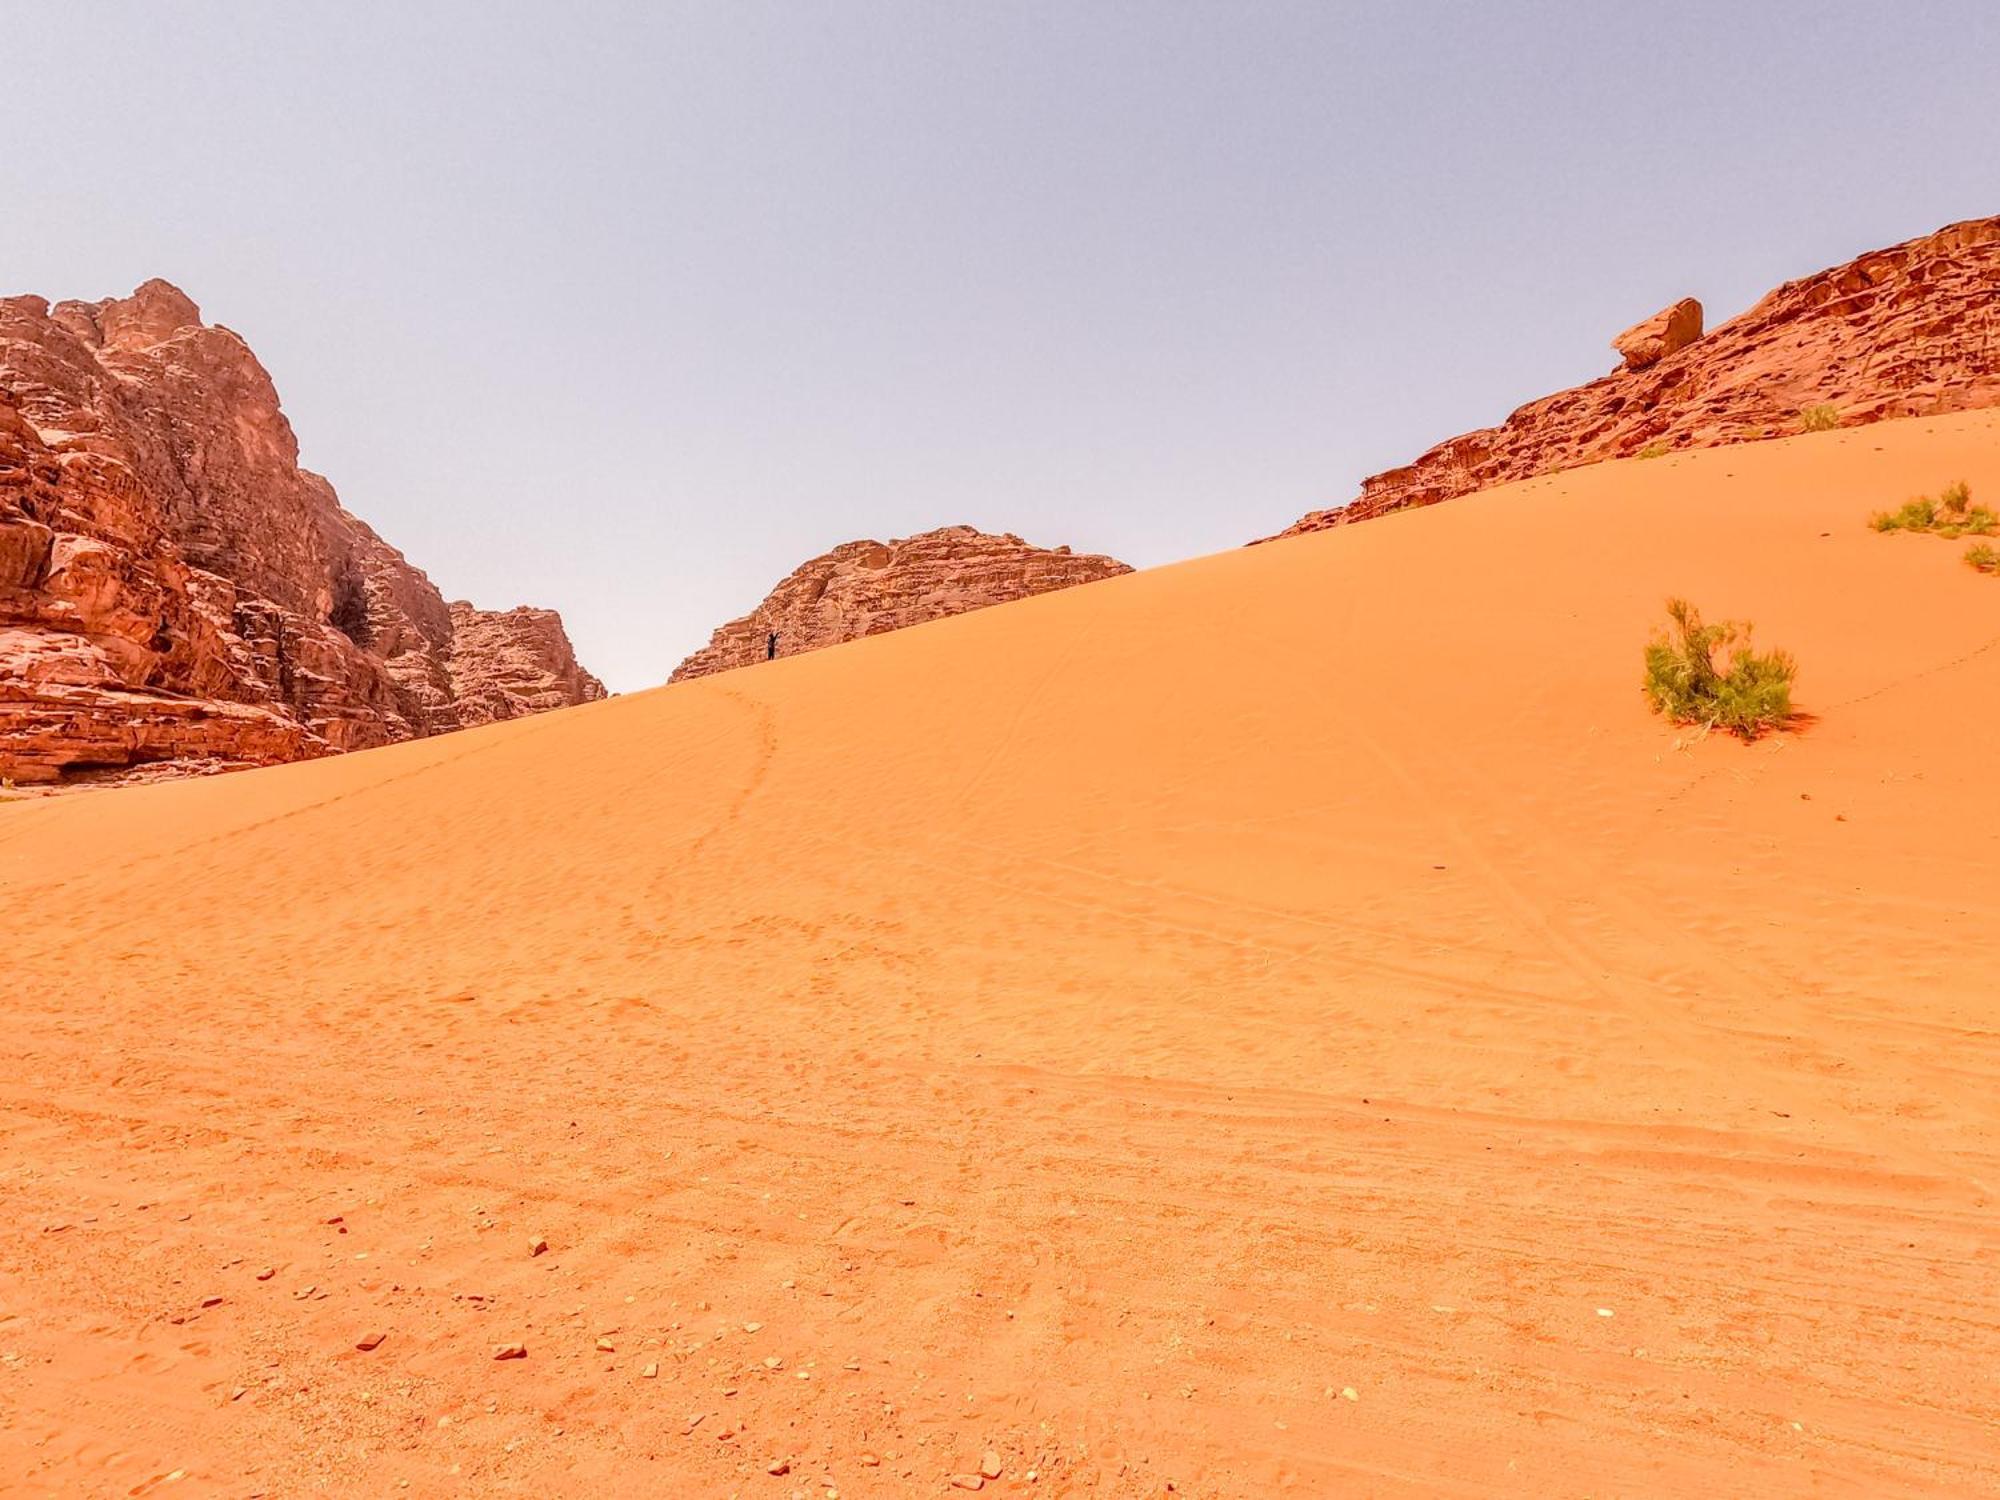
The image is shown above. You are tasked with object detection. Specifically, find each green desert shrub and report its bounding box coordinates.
[1966,541,2000,575]
[1871,480,1998,539]
[1799,403,1841,433]
[1635,440,1669,460]
[1642,598,1796,739]
[1873,496,1938,533]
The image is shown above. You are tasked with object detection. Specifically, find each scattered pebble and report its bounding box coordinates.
[529,1236,549,1257]
[950,1477,985,1492]
[1595,1308,1614,1318]
[856,1453,880,1467]
[355,1332,386,1352]
[767,1458,791,1475]
[596,1337,616,1353]
[493,1343,528,1361]
[764,1356,783,1370]
[1341,1387,1358,1402]
[255,1267,275,1281]
[743,1322,762,1333]
[642,1362,659,1379]
[200,1296,224,1308]
[980,1450,1003,1479]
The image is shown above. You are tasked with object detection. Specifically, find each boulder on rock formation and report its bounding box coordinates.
[1613,297,1703,371]
[1275,214,2000,537]
[0,280,604,785]
[671,525,1131,681]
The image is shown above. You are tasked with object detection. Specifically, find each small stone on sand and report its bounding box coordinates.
[355,1332,386,1351]
[980,1450,1004,1478]
[493,1343,527,1360]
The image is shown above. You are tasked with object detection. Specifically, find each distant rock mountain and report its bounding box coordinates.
[445,601,605,726]
[671,525,1131,682]
[0,280,603,785]
[1274,214,2000,537]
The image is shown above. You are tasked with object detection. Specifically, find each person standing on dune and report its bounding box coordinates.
[767,631,779,661]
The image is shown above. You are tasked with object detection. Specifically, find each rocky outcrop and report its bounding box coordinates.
[1613,297,1704,371]
[0,280,603,785]
[446,602,606,726]
[1276,215,2000,537]
[672,525,1130,681]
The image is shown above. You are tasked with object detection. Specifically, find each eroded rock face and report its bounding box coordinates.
[1276,215,2000,537]
[671,525,1131,681]
[1613,297,1704,371]
[447,602,607,726]
[0,281,603,784]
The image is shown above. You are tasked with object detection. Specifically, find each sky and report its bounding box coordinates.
[5,2,1997,691]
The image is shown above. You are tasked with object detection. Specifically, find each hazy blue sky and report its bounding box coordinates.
[6,2,1996,689]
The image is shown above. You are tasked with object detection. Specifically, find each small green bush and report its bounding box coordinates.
[1800,403,1841,433]
[1870,481,1997,539]
[1966,542,2000,575]
[1635,441,1669,460]
[1873,497,1937,532]
[1642,598,1796,740]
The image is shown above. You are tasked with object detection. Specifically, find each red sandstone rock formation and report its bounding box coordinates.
[446,602,606,726]
[671,525,1131,682]
[1613,297,1704,371]
[0,280,603,785]
[1276,215,2000,537]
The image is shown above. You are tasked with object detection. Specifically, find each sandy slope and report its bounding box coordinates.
[3,412,1998,1498]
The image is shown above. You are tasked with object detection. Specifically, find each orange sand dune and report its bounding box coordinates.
[4,413,1999,1498]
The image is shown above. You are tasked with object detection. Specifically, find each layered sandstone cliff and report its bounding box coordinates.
[672,525,1131,681]
[0,280,603,785]
[1277,214,2000,537]
[446,601,606,726]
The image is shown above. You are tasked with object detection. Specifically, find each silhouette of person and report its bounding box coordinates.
[766,631,779,661]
